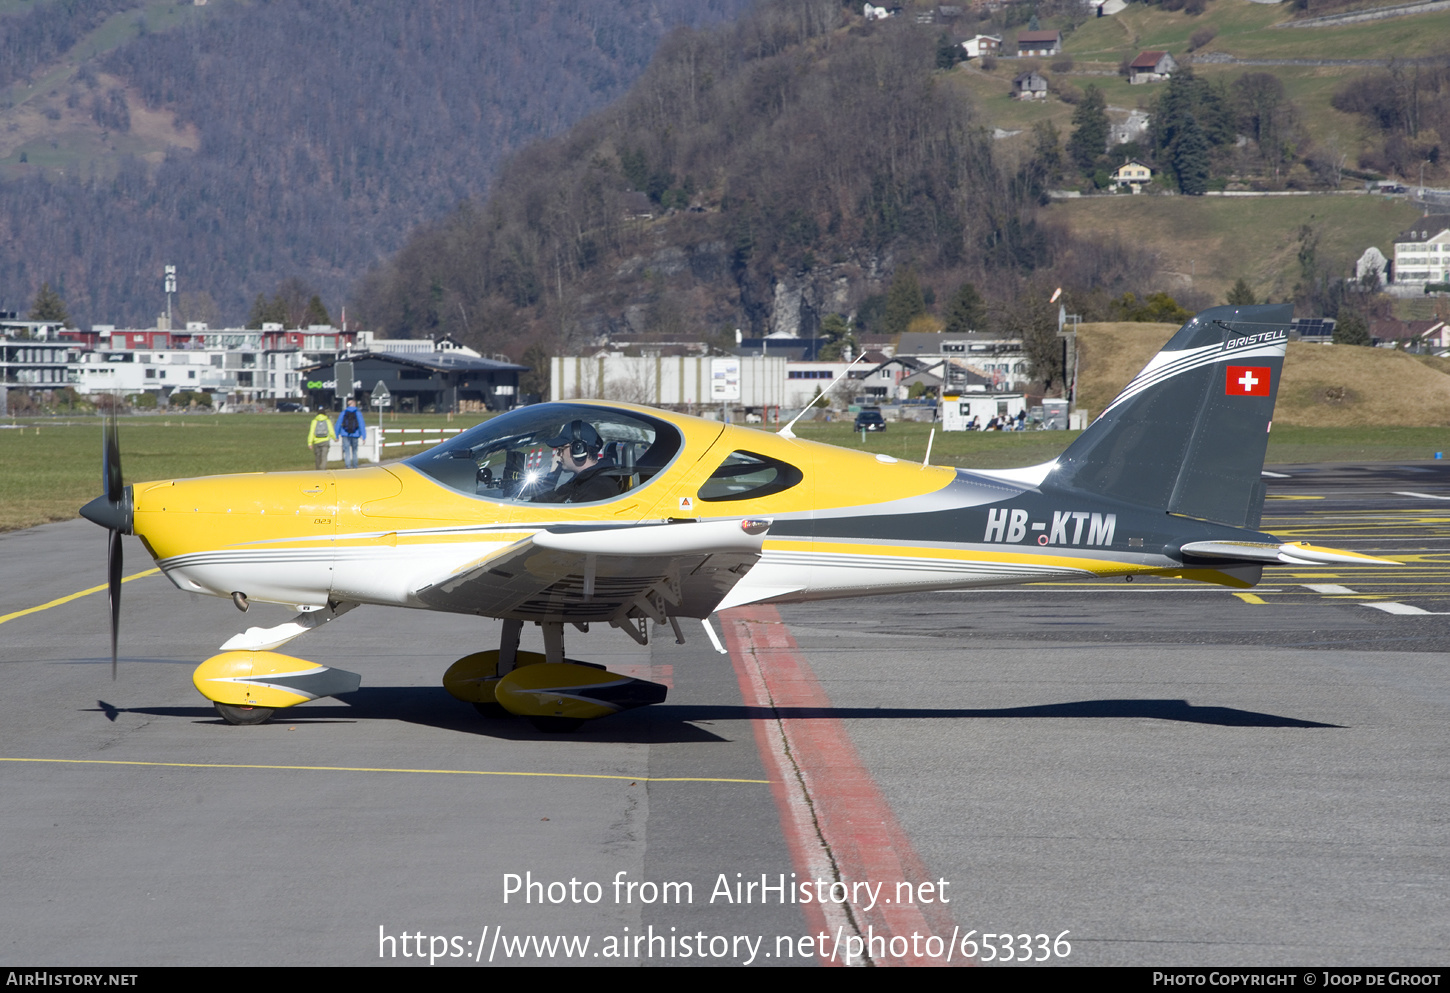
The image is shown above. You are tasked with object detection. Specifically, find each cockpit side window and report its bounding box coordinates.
[698,451,803,502]
[405,405,682,504]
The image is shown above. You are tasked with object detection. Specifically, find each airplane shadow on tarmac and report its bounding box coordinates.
[88,688,1341,743]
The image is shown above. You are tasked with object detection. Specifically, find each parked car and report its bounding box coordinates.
[276,402,307,412]
[854,408,886,432]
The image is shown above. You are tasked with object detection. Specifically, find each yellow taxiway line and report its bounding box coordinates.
[0,569,160,626]
[0,755,769,785]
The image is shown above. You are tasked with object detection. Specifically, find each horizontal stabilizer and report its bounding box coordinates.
[1180,540,1401,566]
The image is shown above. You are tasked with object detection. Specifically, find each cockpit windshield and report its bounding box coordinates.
[404,404,682,505]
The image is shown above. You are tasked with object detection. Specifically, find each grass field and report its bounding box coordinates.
[1065,0,1450,62]
[1075,322,1450,427]
[4,409,1448,534]
[1048,193,1421,305]
[0,412,489,533]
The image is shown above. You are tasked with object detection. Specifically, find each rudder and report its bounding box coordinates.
[1049,304,1292,529]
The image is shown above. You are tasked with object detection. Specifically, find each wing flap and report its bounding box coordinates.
[413,520,769,621]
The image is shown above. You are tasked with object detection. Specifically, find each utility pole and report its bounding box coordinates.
[164,265,176,330]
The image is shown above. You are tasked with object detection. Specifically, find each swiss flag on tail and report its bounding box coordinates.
[1226,365,1271,396]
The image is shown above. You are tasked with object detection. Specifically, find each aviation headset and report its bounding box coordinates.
[554,420,604,461]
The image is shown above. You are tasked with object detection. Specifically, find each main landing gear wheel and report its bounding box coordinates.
[472,701,509,718]
[214,702,275,726]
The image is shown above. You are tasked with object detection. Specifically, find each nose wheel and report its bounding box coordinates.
[214,702,276,725]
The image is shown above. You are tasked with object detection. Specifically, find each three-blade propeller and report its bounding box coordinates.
[79,401,132,679]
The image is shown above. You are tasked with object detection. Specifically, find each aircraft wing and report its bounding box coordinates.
[412,519,771,626]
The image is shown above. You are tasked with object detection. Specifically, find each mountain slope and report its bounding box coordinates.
[0,0,750,327]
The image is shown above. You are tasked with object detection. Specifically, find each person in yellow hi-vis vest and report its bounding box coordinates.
[305,411,335,469]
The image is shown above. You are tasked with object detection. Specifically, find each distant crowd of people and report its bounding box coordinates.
[965,410,1028,432]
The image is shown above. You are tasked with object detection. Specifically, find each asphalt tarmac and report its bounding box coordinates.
[1,463,1448,967]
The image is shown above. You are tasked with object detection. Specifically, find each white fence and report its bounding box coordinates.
[327,425,466,464]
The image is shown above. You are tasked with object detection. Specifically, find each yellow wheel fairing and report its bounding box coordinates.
[442,650,547,704]
[493,662,668,721]
[192,651,361,708]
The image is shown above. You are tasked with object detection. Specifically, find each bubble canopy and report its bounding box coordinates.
[403,403,683,504]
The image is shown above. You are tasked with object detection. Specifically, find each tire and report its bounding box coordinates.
[472,701,510,718]
[214,702,275,725]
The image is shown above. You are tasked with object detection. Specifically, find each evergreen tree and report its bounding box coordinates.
[519,343,552,399]
[1226,278,1257,306]
[882,269,926,336]
[818,313,856,360]
[1151,68,1231,183]
[1004,285,1062,390]
[246,292,285,329]
[1172,114,1210,195]
[1067,85,1109,175]
[935,33,960,71]
[1113,292,1193,323]
[1332,309,1372,346]
[942,282,985,334]
[620,148,649,193]
[302,295,332,327]
[1014,122,1063,204]
[28,282,69,324]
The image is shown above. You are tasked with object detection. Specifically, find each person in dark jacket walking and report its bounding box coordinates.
[335,400,366,469]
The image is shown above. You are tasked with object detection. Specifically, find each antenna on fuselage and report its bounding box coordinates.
[777,352,868,440]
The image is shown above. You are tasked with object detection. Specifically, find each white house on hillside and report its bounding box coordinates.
[961,34,1002,59]
[1393,215,1450,290]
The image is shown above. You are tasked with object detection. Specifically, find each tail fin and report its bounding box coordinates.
[1050,304,1292,529]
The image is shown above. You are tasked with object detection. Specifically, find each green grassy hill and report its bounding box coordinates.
[1055,0,1450,178]
[0,2,217,183]
[1050,193,1422,306]
[1076,321,1450,428]
[943,0,1449,317]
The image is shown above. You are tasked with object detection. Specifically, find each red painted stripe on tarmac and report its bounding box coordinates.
[722,605,960,967]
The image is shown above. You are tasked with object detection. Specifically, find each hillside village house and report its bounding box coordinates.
[1013,70,1049,100]
[1015,30,1061,57]
[1394,215,1450,290]
[1113,160,1153,192]
[1129,50,1177,84]
[961,34,1002,59]
[1370,318,1449,349]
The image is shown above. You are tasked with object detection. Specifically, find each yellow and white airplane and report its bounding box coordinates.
[81,304,1392,729]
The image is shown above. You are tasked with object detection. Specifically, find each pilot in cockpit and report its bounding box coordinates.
[532,419,621,504]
